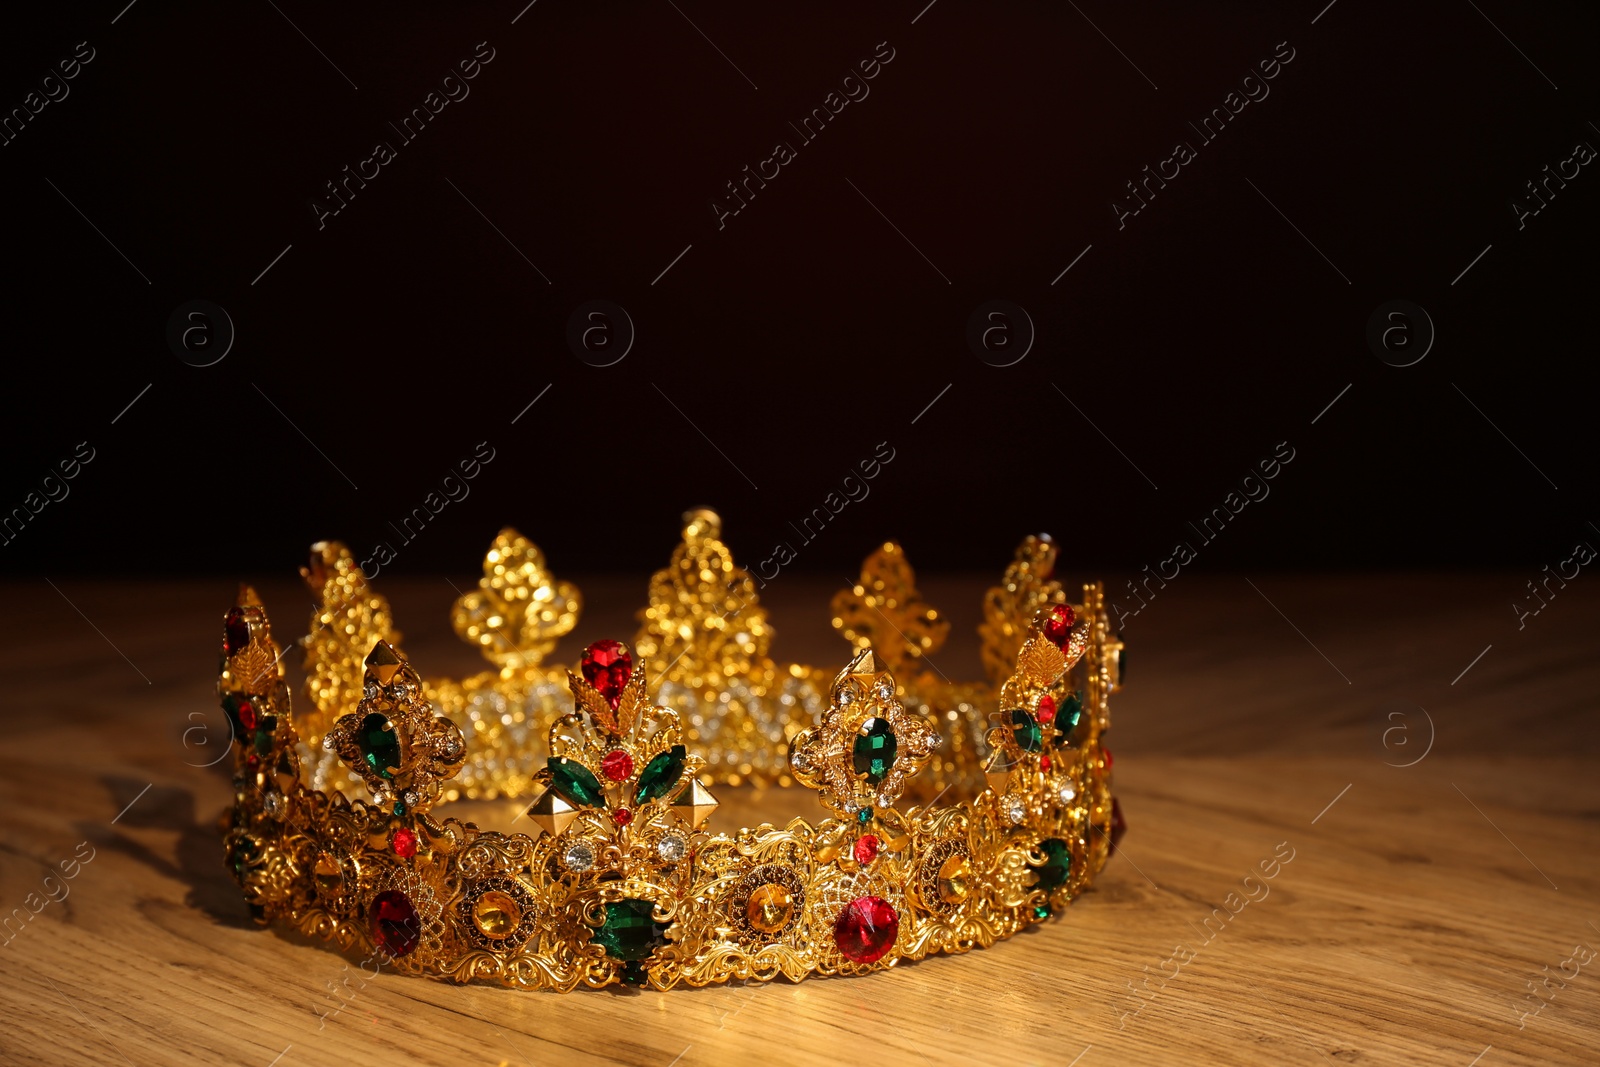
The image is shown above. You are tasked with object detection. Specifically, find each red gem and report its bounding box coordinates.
[392,828,418,858]
[1042,605,1075,648]
[1036,694,1056,724]
[581,639,633,709]
[370,890,421,958]
[224,608,250,656]
[834,895,899,963]
[237,698,258,732]
[1040,755,1052,772]
[1110,797,1128,855]
[852,834,880,865]
[1103,746,1114,771]
[601,750,634,782]
[612,807,633,827]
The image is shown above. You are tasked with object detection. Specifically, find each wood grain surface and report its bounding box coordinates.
[2,573,1597,1066]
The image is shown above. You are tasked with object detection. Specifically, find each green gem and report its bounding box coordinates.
[392,798,407,817]
[1035,838,1071,891]
[1033,903,1052,920]
[635,745,687,804]
[592,898,666,961]
[253,714,277,756]
[1010,709,1042,753]
[221,693,245,738]
[852,718,897,784]
[227,835,258,880]
[1054,692,1084,740]
[359,713,401,780]
[857,807,873,825]
[548,756,604,807]
[620,960,649,985]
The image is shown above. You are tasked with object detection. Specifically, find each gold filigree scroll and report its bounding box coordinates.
[978,534,1066,687]
[831,542,949,676]
[634,508,772,686]
[450,528,580,674]
[300,541,401,746]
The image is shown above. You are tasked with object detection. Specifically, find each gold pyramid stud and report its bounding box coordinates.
[671,779,719,827]
[983,749,1014,794]
[525,786,579,837]
[364,640,405,686]
[237,583,264,607]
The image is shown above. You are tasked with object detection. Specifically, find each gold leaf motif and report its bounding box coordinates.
[566,670,620,736]
[831,542,949,674]
[979,535,1065,687]
[1017,635,1067,688]
[634,509,771,684]
[451,528,580,673]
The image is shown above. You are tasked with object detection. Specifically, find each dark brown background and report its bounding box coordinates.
[1,1,1595,580]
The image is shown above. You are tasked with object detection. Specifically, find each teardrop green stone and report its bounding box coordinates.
[1053,692,1084,740]
[1010,708,1042,753]
[548,756,604,807]
[635,745,687,804]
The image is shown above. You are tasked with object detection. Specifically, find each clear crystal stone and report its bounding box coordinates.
[657,834,687,863]
[877,791,894,808]
[363,683,378,701]
[562,840,595,872]
[873,680,894,702]
[262,791,286,819]
[1001,795,1027,825]
[1058,783,1077,804]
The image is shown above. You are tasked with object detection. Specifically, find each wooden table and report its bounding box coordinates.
[3,573,1597,1066]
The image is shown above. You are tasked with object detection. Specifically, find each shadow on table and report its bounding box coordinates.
[88,773,255,930]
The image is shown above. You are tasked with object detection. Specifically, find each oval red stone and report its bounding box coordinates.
[1035,694,1056,724]
[1040,755,1052,773]
[224,608,250,656]
[1042,605,1075,648]
[581,640,633,709]
[370,889,420,958]
[1103,746,1114,771]
[834,895,898,963]
[392,828,418,858]
[237,698,258,732]
[612,807,633,827]
[601,749,634,782]
[852,834,880,866]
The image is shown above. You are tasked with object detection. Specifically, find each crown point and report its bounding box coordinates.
[844,647,879,677]
[237,583,263,608]
[364,640,405,685]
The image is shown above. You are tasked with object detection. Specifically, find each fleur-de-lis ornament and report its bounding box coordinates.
[449,527,580,674]
[831,543,949,675]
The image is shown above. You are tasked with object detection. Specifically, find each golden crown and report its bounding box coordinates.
[218,509,1127,989]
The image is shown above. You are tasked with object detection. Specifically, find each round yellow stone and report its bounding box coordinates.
[746,882,794,934]
[472,890,523,939]
[937,854,971,905]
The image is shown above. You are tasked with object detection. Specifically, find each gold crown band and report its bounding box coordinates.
[220,511,1127,990]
